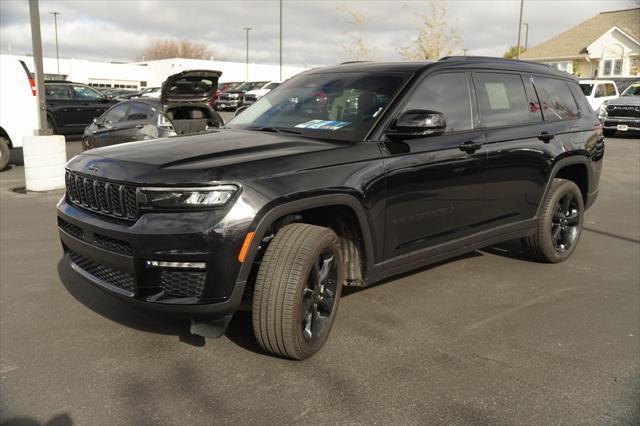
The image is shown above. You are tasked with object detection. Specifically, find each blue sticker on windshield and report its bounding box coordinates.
[295,120,350,130]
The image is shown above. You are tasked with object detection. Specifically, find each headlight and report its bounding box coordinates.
[598,102,608,117]
[139,185,238,209]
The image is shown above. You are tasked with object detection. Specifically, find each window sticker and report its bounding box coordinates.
[485,82,510,110]
[295,120,350,130]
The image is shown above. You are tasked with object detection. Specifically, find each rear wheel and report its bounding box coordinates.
[252,223,344,360]
[523,178,584,263]
[0,137,10,171]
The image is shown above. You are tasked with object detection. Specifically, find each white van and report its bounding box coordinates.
[0,54,38,170]
[579,79,619,111]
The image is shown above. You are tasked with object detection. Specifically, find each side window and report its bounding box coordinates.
[71,85,104,101]
[533,77,580,121]
[474,72,531,127]
[126,103,152,121]
[45,85,72,100]
[594,85,605,98]
[567,82,593,114]
[103,104,129,123]
[402,73,472,132]
[604,84,616,97]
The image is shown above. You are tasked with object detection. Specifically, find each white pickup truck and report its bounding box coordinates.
[579,79,619,111]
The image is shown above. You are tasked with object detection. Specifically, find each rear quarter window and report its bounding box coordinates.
[474,72,532,127]
[533,76,579,121]
[567,82,593,114]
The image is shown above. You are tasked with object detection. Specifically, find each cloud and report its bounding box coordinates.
[0,0,632,65]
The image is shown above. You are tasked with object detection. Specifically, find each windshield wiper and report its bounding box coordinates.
[248,126,302,135]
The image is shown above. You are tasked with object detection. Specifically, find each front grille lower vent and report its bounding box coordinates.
[94,234,133,256]
[160,270,206,298]
[65,171,138,221]
[68,249,136,295]
[58,218,84,239]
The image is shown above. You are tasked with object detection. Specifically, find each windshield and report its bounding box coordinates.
[227,71,410,141]
[236,82,255,91]
[579,84,594,96]
[250,81,269,90]
[265,82,280,89]
[621,82,640,96]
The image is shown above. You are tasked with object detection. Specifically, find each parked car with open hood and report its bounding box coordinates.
[598,80,640,135]
[82,70,223,150]
[242,81,281,106]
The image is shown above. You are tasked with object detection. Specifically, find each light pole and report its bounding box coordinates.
[516,0,524,59]
[243,27,252,82]
[522,22,529,51]
[50,11,61,74]
[462,48,469,56]
[279,0,283,80]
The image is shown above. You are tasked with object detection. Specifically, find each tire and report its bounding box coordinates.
[603,129,615,137]
[252,223,344,360]
[0,137,9,171]
[523,178,584,263]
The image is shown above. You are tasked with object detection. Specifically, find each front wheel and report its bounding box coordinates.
[0,137,10,171]
[252,223,344,360]
[523,179,584,263]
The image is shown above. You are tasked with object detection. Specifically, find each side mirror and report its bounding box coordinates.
[234,105,249,117]
[386,109,446,139]
[92,117,103,127]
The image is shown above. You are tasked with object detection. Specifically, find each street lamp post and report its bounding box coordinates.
[50,11,61,74]
[243,27,252,82]
[516,0,524,59]
[522,22,529,51]
[279,0,283,80]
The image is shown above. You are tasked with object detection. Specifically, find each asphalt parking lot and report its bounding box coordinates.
[1,130,638,425]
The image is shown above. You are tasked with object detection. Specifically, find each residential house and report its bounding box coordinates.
[520,8,639,79]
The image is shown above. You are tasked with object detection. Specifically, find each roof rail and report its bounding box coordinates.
[438,55,554,68]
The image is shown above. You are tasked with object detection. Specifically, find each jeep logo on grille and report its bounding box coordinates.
[88,164,99,172]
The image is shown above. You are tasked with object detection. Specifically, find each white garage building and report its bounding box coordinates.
[6,54,311,89]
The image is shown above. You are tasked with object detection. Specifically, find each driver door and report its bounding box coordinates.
[382,72,487,260]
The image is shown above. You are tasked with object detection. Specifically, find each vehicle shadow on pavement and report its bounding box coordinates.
[478,239,532,261]
[0,413,73,426]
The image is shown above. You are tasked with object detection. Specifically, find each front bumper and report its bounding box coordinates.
[600,117,640,131]
[57,197,248,319]
[214,99,241,109]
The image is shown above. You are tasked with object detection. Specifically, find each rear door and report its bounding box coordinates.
[382,71,487,259]
[45,84,78,133]
[69,84,111,128]
[473,71,550,230]
[91,103,130,148]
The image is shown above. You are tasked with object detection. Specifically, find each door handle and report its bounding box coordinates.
[135,124,144,129]
[459,141,482,153]
[538,132,554,143]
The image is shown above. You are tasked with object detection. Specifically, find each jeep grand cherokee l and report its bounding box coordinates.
[58,57,604,360]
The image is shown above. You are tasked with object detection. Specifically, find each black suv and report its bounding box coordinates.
[57,57,604,359]
[45,81,119,135]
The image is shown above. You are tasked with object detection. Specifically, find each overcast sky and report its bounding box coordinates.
[0,0,634,66]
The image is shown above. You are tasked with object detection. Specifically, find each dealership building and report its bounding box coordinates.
[5,54,311,89]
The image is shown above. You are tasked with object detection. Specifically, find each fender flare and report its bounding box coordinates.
[536,154,591,217]
[235,194,376,284]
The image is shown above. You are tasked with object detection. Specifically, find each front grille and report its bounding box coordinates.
[160,270,206,298]
[58,218,83,239]
[65,171,138,221]
[94,234,133,256]
[219,93,239,101]
[604,119,640,128]
[607,105,640,118]
[244,94,256,102]
[68,249,136,294]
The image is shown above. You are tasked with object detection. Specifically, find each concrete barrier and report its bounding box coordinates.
[23,135,66,191]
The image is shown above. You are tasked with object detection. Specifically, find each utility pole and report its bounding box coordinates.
[522,22,529,51]
[50,11,61,74]
[279,0,283,80]
[29,0,50,134]
[243,27,252,82]
[462,48,469,56]
[516,0,524,59]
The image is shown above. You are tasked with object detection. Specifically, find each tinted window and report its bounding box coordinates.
[45,85,72,100]
[567,82,593,114]
[104,104,129,123]
[533,77,579,121]
[621,82,640,96]
[167,78,215,96]
[402,73,472,132]
[594,85,605,97]
[579,84,593,96]
[475,73,530,127]
[71,85,104,100]
[126,103,153,121]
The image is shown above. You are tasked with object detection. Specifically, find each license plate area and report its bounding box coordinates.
[617,124,628,131]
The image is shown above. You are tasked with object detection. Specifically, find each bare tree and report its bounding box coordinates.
[398,0,461,60]
[337,3,376,61]
[141,39,214,60]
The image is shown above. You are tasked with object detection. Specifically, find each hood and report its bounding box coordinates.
[606,95,640,107]
[68,129,343,185]
[161,69,222,103]
[245,88,270,97]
